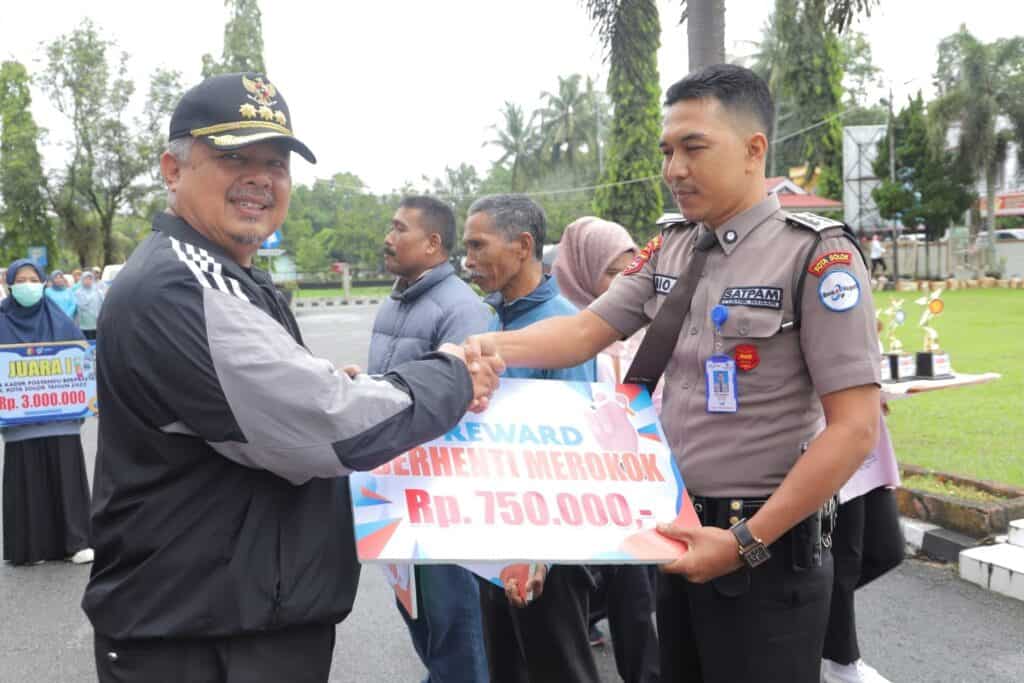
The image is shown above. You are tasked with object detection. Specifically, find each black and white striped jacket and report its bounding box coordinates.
[83,212,472,639]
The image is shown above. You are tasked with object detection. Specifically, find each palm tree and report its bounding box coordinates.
[586,0,664,238]
[930,27,1024,244]
[682,0,725,71]
[588,0,879,75]
[485,102,538,192]
[539,74,593,170]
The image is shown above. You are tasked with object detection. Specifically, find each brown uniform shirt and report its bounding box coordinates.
[590,194,880,498]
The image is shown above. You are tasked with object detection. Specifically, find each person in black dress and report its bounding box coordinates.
[1,258,93,566]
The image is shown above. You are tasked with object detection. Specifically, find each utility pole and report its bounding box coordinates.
[888,85,901,285]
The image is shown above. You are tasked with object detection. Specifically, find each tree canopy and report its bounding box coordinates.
[930,26,1024,237]
[202,0,267,77]
[37,20,182,266]
[872,92,975,240]
[0,61,53,265]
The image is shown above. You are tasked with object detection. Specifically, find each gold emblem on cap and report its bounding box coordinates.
[243,75,278,107]
[191,75,295,141]
[237,75,288,129]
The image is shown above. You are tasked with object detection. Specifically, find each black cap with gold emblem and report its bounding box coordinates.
[168,72,316,163]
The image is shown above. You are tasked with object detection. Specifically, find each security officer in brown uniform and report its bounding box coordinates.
[466,64,881,682]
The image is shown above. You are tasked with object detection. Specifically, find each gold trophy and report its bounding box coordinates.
[914,289,952,378]
[881,299,916,380]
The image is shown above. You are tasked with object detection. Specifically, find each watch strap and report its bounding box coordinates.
[730,518,756,548]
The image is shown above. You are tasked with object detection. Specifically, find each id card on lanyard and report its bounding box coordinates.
[706,305,738,413]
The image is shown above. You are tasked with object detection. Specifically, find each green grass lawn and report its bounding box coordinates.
[295,285,393,299]
[874,289,1024,487]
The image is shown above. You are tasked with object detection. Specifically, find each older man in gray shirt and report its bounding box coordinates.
[368,195,495,683]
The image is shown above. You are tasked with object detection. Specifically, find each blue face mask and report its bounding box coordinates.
[11,282,45,308]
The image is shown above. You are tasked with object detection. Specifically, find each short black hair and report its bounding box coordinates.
[398,195,457,252]
[664,64,774,142]
[467,194,547,260]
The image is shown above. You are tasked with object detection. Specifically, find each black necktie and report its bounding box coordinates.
[624,227,718,394]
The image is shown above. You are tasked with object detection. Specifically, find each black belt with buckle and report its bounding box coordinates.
[690,495,770,529]
[690,494,837,572]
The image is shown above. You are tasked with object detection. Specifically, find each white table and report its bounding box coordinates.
[882,372,1001,399]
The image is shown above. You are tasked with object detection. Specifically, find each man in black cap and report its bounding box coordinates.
[82,72,503,683]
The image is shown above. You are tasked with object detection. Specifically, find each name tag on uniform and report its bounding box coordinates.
[653,274,677,295]
[719,286,783,309]
[705,354,738,413]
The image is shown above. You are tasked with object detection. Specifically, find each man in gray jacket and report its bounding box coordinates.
[369,195,495,683]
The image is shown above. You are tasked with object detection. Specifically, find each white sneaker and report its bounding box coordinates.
[69,548,94,565]
[821,658,892,683]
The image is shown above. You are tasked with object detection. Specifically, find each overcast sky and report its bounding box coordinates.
[1,0,1019,192]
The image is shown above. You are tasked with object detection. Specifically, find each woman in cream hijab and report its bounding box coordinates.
[551,217,660,683]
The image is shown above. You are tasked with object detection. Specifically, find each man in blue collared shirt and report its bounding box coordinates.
[463,194,599,683]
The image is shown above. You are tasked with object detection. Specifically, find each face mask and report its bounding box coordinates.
[11,282,44,308]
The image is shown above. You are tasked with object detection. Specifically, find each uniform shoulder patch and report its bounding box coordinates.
[807,250,854,277]
[786,212,846,233]
[818,269,861,312]
[623,235,662,276]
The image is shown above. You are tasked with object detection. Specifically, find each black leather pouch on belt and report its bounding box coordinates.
[790,510,824,572]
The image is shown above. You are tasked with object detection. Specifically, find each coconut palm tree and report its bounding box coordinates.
[930,27,1024,244]
[539,74,594,171]
[485,102,539,192]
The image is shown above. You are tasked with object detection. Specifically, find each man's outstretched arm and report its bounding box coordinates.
[466,310,620,372]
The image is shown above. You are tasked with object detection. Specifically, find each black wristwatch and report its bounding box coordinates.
[729,518,771,568]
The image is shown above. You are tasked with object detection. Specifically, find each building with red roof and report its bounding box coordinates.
[766,177,843,212]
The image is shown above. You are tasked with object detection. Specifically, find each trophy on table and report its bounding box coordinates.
[880,299,916,381]
[914,289,953,378]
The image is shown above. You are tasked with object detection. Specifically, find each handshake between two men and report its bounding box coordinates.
[343,335,505,414]
[440,337,505,413]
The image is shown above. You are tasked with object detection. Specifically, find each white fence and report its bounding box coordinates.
[872,239,1024,279]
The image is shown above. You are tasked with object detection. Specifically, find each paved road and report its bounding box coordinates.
[2,305,1022,682]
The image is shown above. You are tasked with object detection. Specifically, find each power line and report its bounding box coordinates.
[772,109,854,145]
[523,174,660,196]
[304,109,853,200]
[518,111,857,196]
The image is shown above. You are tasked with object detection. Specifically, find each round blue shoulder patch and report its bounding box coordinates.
[818,269,860,312]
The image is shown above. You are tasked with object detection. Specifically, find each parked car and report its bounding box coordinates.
[973,229,1024,249]
[994,229,1024,241]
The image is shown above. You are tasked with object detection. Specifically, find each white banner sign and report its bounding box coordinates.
[350,378,698,564]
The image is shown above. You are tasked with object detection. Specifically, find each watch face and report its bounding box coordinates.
[744,544,771,568]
